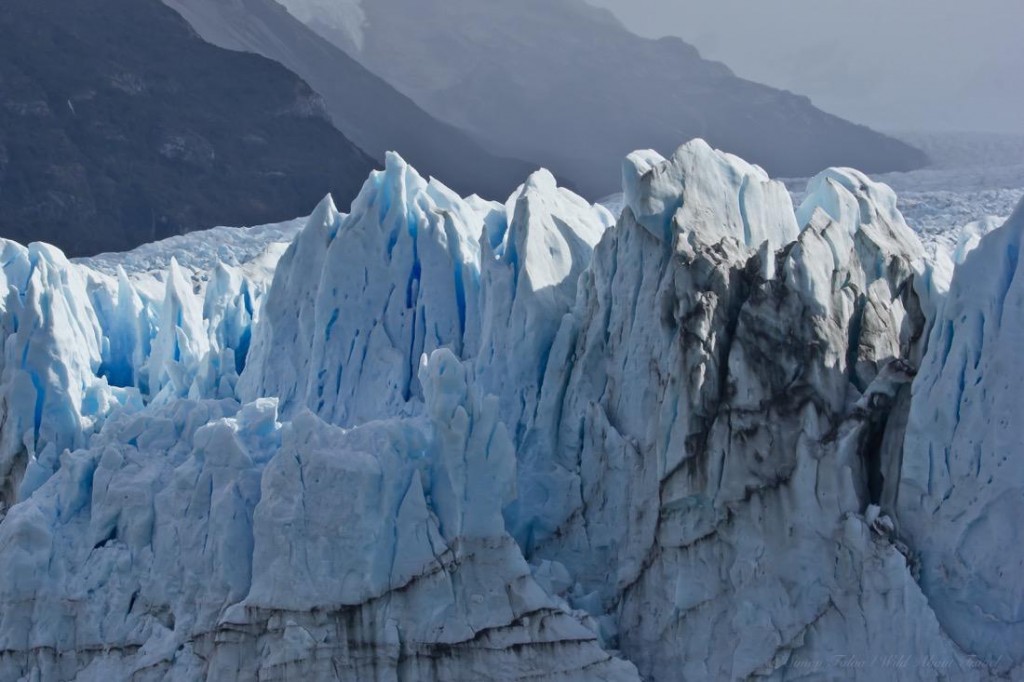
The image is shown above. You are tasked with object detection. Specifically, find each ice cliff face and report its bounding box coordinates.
[0,227,296,523]
[0,157,633,681]
[0,351,634,680]
[238,153,612,432]
[897,200,1024,674]
[0,140,1021,680]
[512,144,979,679]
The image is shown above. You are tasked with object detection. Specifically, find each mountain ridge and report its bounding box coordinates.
[0,0,377,257]
[283,0,928,196]
[162,0,539,200]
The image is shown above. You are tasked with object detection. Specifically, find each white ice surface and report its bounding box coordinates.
[0,140,1021,680]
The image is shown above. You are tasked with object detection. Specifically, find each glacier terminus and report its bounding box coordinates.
[0,140,1021,680]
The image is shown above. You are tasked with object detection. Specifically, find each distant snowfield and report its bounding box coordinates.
[79,133,1024,283]
[790,132,1024,257]
[787,166,1024,258]
[601,133,1024,260]
[77,217,306,277]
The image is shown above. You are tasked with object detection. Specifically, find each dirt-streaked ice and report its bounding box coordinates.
[0,142,1020,680]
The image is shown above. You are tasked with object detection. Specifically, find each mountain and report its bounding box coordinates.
[0,142,1021,679]
[161,0,536,199]
[0,0,377,257]
[279,0,928,196]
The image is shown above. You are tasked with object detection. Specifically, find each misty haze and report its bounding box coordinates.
[0,0,1021,680]
[593,0,1024,136]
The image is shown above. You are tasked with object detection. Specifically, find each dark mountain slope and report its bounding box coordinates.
[162,0,536,199]
[294,0,928,197]
[0,0,376,256]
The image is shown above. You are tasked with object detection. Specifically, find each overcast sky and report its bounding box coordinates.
[587,0,1024,135]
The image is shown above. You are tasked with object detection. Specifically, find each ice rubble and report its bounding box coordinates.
[0,140,1021,680]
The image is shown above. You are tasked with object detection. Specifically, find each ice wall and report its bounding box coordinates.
[898,198,1024,673]
[0,141,1021,680]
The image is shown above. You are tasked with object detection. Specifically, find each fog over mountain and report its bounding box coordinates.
[276,0,926,197]
[590,0,1024,136]
[163,0,535,200]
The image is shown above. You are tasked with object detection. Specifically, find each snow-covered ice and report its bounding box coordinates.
[1,140,1022,680]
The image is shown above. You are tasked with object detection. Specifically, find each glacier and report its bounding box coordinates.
[897,199,1024,674]
[0,139,1021,680]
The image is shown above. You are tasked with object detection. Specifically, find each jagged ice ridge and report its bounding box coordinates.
[0,140,1021,680]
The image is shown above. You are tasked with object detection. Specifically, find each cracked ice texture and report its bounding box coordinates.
[0,140,1021,680]
[511,141,979,679]
[0,236,281,513]
[0,351,636,680]
[0,152,633,680]
[898,198,1024,673]
[238,152,613,430]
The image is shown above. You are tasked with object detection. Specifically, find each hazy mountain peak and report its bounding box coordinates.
[282,0,926,196]
[164,0,534,199]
